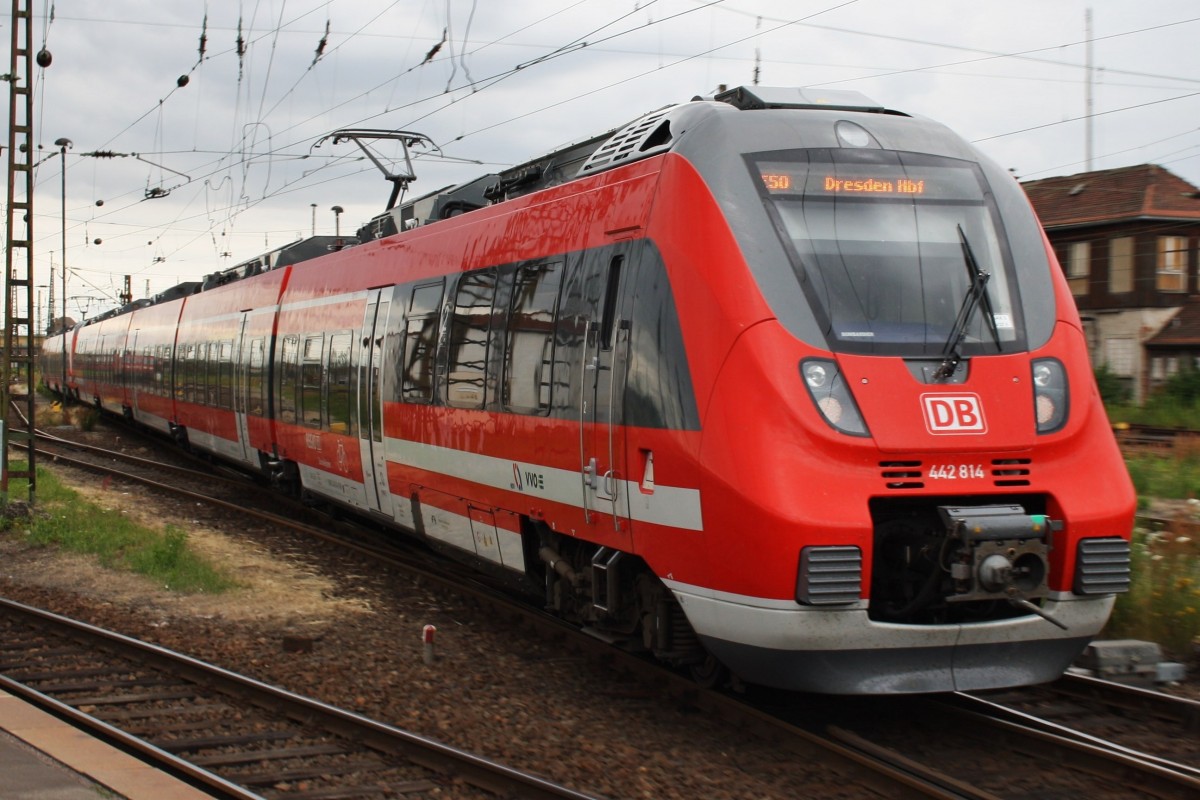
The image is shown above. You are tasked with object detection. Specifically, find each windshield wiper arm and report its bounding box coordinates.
[935,225,1001,380]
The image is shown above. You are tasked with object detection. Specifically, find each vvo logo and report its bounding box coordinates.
[921,393,987,434]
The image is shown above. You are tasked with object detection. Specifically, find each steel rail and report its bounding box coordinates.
[1057,672,1200,732]
[937,693,1200,798]
[0,597,602,800]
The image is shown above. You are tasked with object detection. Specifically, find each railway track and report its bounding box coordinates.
[1115,422,1200,455]
[767,684,1200,800]
[962,673,1200,773]
[0,596,599,800]
[16,414,1200,798]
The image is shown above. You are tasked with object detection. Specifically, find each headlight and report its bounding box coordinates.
[1032,357,1068,433]
[801,359,869,436]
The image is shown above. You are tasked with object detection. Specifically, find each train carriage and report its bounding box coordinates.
[72,311,133,415]
[41,86,1136,694]
[170,268,293,467]
[123,297,187,435]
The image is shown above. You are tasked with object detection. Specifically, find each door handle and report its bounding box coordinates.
[584,457,600,489]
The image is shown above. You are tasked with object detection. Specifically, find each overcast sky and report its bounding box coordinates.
[16,0,1200,321]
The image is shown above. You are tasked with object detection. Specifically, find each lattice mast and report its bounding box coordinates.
[2,0,38,504]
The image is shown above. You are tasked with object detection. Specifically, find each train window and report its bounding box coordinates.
[326,332,354,435]
[447,270,496,409]
[279,334,300,424]
[401,280,445,403]
[247,338,266,417]
[160,345,172,397]
[504,261,563,413]
[600,255,623,352]
[217,340,234,410]
[187,343,199,404]
[187,343,201,403]
[301,334,325,428]
[174,344,187,400]
[751,149,1021,357]
[205,343,220,407]
[140,346,151,395]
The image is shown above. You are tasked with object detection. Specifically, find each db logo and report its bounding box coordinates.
[921,393,987,434]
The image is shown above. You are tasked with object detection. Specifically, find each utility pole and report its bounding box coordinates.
[2,0,40,505]
[1085,7,1094,172]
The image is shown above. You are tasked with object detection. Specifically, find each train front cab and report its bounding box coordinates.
[635,96,1136,693]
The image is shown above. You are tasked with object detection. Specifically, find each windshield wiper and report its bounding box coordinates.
[934,225,1002,380]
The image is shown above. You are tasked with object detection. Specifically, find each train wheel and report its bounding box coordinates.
[689,653,727,689]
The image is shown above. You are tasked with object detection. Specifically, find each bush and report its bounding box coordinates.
[1094,363,1132,406]
[1160,368,1200,406]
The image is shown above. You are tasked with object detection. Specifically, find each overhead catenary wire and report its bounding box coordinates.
[33,2,1200,312]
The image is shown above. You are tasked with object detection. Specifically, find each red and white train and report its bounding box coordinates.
[42,86,1135,693]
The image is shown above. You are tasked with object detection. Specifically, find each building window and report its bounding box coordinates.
[1157,235,1188,292]
[1105,337,1135,377]
[1066,241,1089,295]
[1109,236,1134,294]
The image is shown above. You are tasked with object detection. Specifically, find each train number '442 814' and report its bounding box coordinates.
[928,464,985,480]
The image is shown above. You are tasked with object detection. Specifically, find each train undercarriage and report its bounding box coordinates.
[531,523,714,679]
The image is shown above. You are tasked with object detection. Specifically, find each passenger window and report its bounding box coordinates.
[247,338,265,417]
[326,332,354,435]
[192,344,207,404]
[279,335,300,424]
[600,255,624,351]
[447,270,496,408]
[301,334,325,427]
[401,280,444,403]
[206,342,220,407]
[504,261,562,413]
[175,344,189,400]
[217,340,234,410]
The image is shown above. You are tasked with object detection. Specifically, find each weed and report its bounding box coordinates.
[1105,514,1200,659]
[6,464,237,594]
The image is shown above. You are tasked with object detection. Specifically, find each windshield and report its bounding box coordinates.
[751,149,1023,356]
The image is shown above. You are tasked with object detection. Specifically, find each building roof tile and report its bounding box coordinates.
[1021,164,1200,229]
[1146,296,1200,347]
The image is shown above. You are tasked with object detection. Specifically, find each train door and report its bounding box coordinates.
[358,287,395,517]
[579,250,635,538]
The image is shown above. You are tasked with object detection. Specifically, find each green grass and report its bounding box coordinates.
[1125,452,1200,506]
[3,464,238,594]
[1107,399,1200,428]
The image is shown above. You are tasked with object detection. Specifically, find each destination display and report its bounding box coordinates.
[758,166,929,196]
[753,155,988,200]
